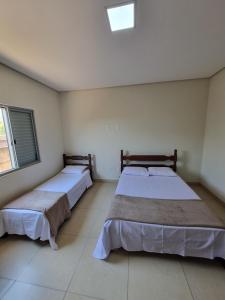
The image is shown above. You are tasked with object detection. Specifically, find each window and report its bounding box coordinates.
[0,105,40,176]
[106,2,135,32]
[0,107,14,173]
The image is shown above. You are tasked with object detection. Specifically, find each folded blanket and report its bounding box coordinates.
[4,190,71,237]
[107,195,225,229]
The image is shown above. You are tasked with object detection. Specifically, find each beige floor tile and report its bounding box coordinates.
[0,278,14,298]
[18,234,87,291]
[77,183,116,212]
[2,282,65,300]
[90,183,116,211]
[75,186,99,210]
[61,208,99,237]
[128,254,193,300]
[0,236,41,279]
[69,238,128,300]
[182,259,225,300]
[88,210,108,238]
[61,202,108,238]
[64,291,102,300]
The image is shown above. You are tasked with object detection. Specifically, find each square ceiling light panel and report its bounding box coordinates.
[106,2,135,32]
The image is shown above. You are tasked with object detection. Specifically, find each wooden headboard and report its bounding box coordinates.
[120,149,177,173]
[63,153,93,180]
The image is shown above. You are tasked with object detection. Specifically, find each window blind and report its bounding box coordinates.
[9,108,39,167]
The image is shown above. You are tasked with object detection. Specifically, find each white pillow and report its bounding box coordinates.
[148,167,176,177]
[122,166,149,176]
[61,165,88,174]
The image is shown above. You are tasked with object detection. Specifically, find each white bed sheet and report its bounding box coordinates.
[35,170,92,209]
[93,174,225,260]
[0,170,92,248]
[93,220,225,260]
[116,173,200,200]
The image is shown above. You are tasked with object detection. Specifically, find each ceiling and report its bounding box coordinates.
[0,0,225,91]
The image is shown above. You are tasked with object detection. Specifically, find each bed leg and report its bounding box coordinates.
[215,257,225,268]
[221,259,225,269]
[1,233,9,239]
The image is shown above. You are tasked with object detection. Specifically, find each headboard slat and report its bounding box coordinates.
[123,155,175,162]
[65,155,89,161]
[63,153,93,180]
[121,149,177,172]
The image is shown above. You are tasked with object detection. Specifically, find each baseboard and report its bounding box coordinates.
[95,180,202,186]
[94,178,118,183]
[94,179,201,185]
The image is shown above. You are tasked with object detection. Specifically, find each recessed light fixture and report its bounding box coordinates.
[106,2,135,32]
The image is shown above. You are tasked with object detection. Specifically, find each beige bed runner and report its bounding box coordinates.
[4,190,71,237]
[107,195,225,229]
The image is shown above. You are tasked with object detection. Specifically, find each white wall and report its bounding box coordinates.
[0,64,63,206]
[201,68,225,203]
[60,79,209,181]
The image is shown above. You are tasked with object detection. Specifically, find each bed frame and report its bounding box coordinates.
[120,149,177,173]
[63,153,93,180]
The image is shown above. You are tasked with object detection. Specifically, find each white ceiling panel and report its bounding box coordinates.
[0,0,224,91]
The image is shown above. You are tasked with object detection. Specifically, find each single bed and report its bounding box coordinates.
[0,154,93,249]
[93,150,225,260]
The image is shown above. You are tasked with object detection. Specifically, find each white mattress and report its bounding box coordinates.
[116,173,200,200]
[35,170,92,209]
[0,170,92,249]
[93,174,225,260]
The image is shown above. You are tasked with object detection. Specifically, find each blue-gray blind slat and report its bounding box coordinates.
[9,109,39,167]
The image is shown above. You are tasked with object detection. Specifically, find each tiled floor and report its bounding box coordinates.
[0,182,225,300]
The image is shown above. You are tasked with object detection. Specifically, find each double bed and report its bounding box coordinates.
[93,150,225,260]
[0,154,93,249]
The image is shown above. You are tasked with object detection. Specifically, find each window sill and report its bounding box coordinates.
[0,160,41,178]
